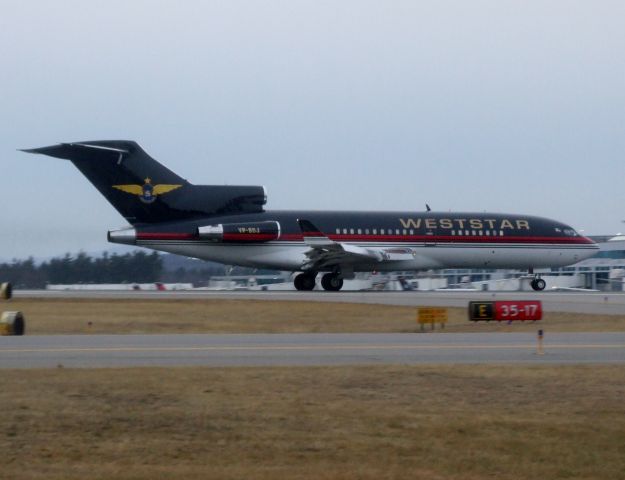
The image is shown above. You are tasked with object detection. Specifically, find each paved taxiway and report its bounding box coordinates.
[1,333,624,368]
[16,289,625,315]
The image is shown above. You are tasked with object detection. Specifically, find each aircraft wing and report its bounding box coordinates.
[297,219,414,271]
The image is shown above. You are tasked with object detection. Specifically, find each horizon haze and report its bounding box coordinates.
[2,1,624,259]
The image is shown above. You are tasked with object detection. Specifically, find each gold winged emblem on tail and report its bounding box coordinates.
[113,178,182,204]
[112,184,143,195]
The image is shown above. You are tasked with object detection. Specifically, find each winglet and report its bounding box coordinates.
[297,219,335,246]
[297,219,325,237]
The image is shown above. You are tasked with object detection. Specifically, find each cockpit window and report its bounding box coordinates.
[563,229,578,237]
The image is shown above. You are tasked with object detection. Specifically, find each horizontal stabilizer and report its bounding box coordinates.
[21,141,131,160]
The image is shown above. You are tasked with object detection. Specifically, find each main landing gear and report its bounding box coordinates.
[321,273,343,291]
[293,272,344,291]
[294,272,316,291]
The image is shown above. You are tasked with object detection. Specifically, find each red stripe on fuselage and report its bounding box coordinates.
[137,232,279,242]
[222,233,279,242]
[136,232,595,245]
[279,233,596,244]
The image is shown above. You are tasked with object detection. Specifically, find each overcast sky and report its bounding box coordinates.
[1,0,624,260]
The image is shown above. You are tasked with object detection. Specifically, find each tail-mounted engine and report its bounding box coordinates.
[198,221,280,243]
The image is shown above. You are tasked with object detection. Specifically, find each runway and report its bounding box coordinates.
[15,289,625,315]
[1,332,624,368]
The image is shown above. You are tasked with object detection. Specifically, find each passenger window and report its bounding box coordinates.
[373,229,377,234]
[350,228,354,234]
[409,229,414,235]
[336,228,340,234]
[357,229,362,234]
[381,229,385,234]
[402,229,407,235]
[365,229,370,234]
[342,228,347,234]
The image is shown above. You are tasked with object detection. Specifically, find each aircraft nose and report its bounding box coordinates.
[579,236,600,259]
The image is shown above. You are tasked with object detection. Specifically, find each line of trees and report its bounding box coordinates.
[1,251,163,288]
[0,251,283,289]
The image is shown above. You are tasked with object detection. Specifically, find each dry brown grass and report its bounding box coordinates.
[3,298,625,334]
[1,365,624,480]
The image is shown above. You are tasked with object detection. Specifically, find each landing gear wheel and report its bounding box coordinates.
[294,273,316,291]
[321,273,344,291]
[531,278,546,291]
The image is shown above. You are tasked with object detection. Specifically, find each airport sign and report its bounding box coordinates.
[468,301,542,321]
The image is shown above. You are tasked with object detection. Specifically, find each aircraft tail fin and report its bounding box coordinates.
[22,141,266,225]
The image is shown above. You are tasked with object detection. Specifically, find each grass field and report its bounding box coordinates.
[2,299,624,479]
[3,298,625,334]
[1,365,624,480]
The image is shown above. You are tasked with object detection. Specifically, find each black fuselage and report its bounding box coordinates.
[26,141,599,290]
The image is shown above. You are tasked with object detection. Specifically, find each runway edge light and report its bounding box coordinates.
[537,329,545,355]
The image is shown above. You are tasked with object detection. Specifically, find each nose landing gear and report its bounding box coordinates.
[527,267,546,291]
[530,278,546,291]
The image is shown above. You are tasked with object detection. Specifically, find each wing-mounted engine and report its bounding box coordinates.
[198,221,281,243]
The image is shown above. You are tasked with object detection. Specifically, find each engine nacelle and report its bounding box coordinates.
[108,227,137,245]
[198,221,281,243]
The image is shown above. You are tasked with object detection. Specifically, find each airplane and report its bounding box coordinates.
[23,141,599,291]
